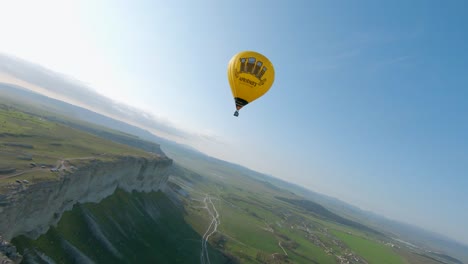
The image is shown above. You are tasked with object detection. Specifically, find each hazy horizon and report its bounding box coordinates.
[1,0,467,246]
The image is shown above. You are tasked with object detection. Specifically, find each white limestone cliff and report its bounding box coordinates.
[0,156,173,241]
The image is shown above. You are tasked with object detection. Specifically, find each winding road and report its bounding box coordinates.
[200,194,220,264]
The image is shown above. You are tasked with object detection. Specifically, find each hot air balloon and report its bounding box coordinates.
[227,51,275,117]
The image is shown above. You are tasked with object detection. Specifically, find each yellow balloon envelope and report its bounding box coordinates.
[227,51,275,116]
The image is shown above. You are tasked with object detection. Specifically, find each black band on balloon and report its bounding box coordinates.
[234,97,249,107]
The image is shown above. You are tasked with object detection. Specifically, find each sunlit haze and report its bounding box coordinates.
[1,1,467,245]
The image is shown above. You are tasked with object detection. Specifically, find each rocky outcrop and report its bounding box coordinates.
[0,155,172,241]
[0,236,22,264]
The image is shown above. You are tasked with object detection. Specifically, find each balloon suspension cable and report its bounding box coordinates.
[234,110,239,117]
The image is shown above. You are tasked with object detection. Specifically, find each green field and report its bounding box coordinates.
[169,161,356,263]
[332,230,406,264]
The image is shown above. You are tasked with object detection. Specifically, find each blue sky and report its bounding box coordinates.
[1,0,467,244]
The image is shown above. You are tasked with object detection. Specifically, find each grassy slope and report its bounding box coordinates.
[0,104,152,159]
[0,104,156,193]
[13,190,228,264]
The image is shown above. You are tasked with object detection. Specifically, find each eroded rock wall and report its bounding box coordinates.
[0,156,172,241]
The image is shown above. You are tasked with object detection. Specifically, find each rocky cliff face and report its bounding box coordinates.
[0,156,172,241]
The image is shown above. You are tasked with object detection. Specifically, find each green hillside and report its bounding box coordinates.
[13,190,230,264]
